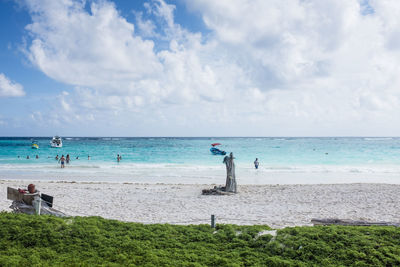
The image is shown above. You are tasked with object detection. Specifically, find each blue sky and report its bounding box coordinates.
[0,0,399,136]
[0,0,205,94]
[0,0,207,136]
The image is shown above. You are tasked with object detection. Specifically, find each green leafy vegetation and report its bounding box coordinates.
[0,212,399,266]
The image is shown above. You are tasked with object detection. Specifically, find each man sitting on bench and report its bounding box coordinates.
[7,184,65,217]
[16,183,39,206]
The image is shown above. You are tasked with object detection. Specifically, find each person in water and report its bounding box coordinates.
[55,155,59,160]
[66,154,70,164]
[88,155,90,160]
[26,155,30,159]
[254,158,259,169]
[117,154,120,162]
[59,155,66,168]
[76,156,79,160]
[35,155,39,159]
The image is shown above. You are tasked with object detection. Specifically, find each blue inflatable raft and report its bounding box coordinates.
[210,147,227,155]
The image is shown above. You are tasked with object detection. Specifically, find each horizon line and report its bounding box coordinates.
[0,136,399,138]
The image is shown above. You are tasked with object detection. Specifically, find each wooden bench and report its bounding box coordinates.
[7,187,53,207]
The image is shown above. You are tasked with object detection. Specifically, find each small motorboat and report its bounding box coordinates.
[31,140,39,149]
[210,143,226,155]
[50,136,62,148]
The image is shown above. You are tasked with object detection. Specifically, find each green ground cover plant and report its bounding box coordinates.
[0,212,399,266]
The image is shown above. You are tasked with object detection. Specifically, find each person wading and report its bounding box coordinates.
[254,158,259,169]
[59,155,66,168]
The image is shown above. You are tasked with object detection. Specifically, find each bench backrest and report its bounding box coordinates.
[7,187,24,201]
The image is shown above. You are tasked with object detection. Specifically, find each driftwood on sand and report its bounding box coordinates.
[311,218,400,227]
[202,152,237,195]
[202,186,235,195]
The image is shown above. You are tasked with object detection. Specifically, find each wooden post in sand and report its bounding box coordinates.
[223,153,237,193]
[211,214,216,228]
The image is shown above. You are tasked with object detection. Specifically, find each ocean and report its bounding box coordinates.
[0,137,399,184]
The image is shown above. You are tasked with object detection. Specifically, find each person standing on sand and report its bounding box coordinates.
[59,155,66,168]
[66,154,70,164]
[254,158,259,169]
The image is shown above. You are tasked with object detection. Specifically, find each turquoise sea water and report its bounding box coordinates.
[0,137,400,183]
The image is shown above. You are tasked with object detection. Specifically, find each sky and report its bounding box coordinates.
[0,0,400,137]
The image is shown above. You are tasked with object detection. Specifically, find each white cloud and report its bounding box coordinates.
[134,11,157,38]
[185,0,400,132]
[25,0,162,89]
[0,73,25,97]
[19,0,400,135]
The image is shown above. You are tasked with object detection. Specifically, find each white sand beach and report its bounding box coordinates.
[1,180,399,228]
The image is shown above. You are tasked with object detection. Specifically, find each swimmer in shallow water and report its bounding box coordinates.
[59,155,65,168]
[254,158,259,169]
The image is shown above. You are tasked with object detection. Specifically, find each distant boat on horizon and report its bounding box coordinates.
[50,136,62,148]
[31,140,39,149]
